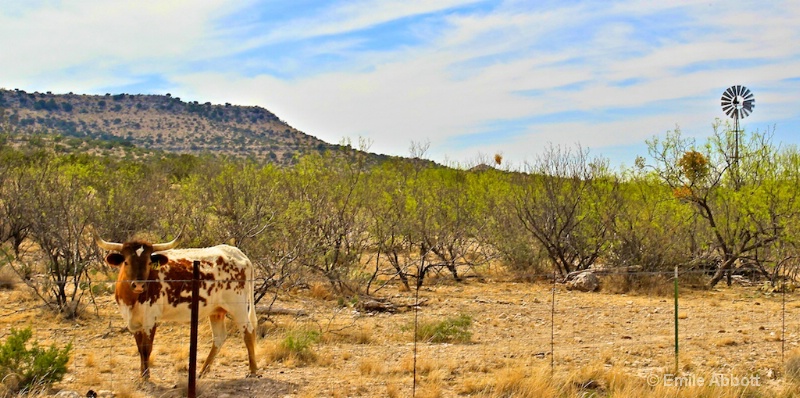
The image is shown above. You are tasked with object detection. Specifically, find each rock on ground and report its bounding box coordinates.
[566,271,599,292]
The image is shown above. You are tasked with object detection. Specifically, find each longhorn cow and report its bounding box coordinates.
[95,231,258,379]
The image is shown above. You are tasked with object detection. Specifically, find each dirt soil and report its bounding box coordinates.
[1,276,798,397]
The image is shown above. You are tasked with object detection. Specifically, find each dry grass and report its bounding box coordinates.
[0,267,18,290]
[170,346,190,373]
[308,282,333,301]
[464,366,558,397]
[713,337,738,347]
[766,331,784,342]
[392,355,435,376]
[358,357,384,375]
[386,383,401,398]
[456,364,797,398]
[0,270,798,397]
[602,273,675,296]
[414,382,443,398]
[321,324,373,345]
[786,349,800,382]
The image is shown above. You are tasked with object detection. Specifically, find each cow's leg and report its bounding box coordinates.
[199,311,227,378]
[133,326,157,379]
[245,304,259,376]
[232,304,259,377]
[243,328,258,376]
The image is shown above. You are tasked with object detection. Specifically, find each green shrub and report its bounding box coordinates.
[282,329,320,353]
[415,314,473,343]
[0,327,72,394]
[269,329,321,364]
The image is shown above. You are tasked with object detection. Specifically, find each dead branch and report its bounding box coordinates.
[357,298,429,313]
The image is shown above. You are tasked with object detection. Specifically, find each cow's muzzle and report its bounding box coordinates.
[131,281,147,294]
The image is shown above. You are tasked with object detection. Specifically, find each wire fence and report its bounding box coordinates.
[1,269,798,396]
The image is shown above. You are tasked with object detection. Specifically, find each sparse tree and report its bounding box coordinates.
[92,161,171,242]
[21,155,100,317]
[0,149,37,256]
[648,122,800,287]
[365,158,415,291]
[608,162,699,274]
[513,144,620,278]
[201,161,278,246]
[281,146,372,296]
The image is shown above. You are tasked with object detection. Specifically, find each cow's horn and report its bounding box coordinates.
[152,229,182,252]
[94,230,124,252]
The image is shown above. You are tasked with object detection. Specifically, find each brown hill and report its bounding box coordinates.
[0,88,341,164]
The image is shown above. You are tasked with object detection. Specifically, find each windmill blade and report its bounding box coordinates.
[724,87,736,100]
[741,87,754,118]
[722,104,735,117]
[741,105,753,118]
[720,91,733,104]
[721,92,734,109]
[721,94,733,105]
[722,103,732,117]
[735,85,743,97]
[740,108,751,118]
[721,104,731,116]
[723,87,735,98]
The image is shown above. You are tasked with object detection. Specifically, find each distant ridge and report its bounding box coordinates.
[0,88,348,164]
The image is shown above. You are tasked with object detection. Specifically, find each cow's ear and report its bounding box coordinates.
[105,253,125,267]
[151,254,169,268]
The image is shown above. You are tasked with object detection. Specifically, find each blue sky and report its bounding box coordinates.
[2,0,799,168]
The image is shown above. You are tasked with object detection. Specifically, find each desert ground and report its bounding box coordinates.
[2,271,799,397]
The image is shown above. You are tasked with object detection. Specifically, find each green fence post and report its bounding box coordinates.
[674,266,679,374]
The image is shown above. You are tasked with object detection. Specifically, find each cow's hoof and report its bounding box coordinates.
[246,373,261,379]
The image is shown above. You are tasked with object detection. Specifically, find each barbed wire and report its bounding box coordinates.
[0,270,795,396]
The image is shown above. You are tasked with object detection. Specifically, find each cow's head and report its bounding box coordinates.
[95,232,181,294]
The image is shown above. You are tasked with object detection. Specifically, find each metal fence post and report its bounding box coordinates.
[188,260,200,398]
[551,268,556,375]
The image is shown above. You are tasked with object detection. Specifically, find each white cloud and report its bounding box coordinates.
[0,0,241,90]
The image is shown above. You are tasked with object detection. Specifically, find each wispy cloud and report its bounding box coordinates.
[230,0,478,47]
[0,0,242,90]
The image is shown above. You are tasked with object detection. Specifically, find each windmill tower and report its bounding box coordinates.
[720,85,755,162]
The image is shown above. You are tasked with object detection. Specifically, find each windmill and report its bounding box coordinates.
[720,85,755,162]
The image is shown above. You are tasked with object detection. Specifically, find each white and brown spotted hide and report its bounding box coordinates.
[96,234,258,379]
